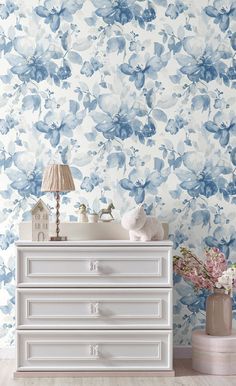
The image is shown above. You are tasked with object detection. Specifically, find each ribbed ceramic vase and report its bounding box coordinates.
[206,288,232,336]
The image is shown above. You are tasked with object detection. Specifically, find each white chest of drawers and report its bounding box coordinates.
[15,240,174,377]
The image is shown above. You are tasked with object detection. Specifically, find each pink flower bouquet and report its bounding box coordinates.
[173,247,229,291]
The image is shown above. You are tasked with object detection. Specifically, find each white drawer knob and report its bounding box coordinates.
[89,260,98,272]
[90,302,100,315]
[89,344,99,357]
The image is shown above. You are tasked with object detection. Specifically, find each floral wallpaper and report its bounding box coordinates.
[0,0,236,348]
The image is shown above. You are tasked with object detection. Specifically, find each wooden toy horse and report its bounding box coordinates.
[99,203,115,221]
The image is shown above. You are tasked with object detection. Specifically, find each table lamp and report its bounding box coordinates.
[41,164,75,241]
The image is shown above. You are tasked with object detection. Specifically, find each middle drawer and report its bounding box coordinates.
[17,288,172,330]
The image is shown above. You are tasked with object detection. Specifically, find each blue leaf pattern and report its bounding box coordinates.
[0,0,235,348]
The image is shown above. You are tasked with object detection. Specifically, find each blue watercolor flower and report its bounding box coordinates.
[204,226,236,258]
[57,61,71,80]
[227,64,236,80]
[0,34,12,54]
[0,115,18,135]
[204,0,236,32]
[80,57,103,77]
[81,172,103,192]
[0,230,17,250]
[165,0,188,20]
[7,37,54,83]
[142,7,156,22]
[0,260,15,285]
[91,94,136,140]
[92,0,134,25]
[179,288,209,313]
[120,167,168,203]
[6,152,43,197]
[226,180,236,197]
[35,0,83,32]
[92,0,157,27]
[0,1,18,20]
[142,118,156,137]
[176,152,231,198]
[204,111,236,147]
[120,53,167,89]
[34,111,79,147]
[169,230,188,249]
[178,37,226,83]
[165,115,187,134]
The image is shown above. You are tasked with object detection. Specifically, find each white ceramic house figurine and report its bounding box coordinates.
[121,205,164,242]
[31,199,50,241]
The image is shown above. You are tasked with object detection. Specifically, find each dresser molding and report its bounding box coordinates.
[16,240,174,376]
[14,370,175,378]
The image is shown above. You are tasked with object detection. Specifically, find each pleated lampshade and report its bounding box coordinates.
[41,164,75,192]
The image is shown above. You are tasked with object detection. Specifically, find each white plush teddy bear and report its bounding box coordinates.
[121,205,164,242]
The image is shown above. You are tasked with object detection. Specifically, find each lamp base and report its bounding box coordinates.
[50,236,67,241]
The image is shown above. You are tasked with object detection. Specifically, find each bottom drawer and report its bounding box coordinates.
[17,330,173,371]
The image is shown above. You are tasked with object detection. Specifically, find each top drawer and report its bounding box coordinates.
[17,246,172,288]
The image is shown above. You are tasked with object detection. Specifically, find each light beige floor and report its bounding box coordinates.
[1,360,236,386]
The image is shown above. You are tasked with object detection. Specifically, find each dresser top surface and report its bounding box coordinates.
[16,240,173,247]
